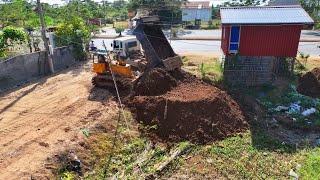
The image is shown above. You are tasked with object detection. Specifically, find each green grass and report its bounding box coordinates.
[85,139,190,179]
[299,148,320,180]
[200,19,221,30]
[175,131,319,179]
[199,61,223,84]
[206,132,299,179]
[181,55,223,84]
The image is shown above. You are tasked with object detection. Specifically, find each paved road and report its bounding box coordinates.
[168,29,320,40]
[92,38,320,56]
[99,27,320,41]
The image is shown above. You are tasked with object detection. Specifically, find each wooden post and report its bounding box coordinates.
[37,0,54,73]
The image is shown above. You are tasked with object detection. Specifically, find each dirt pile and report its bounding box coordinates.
[297,67,320,98]
[128,69,248,144]
[133,68,177,96]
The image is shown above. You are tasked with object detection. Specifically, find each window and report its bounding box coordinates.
[113,40,119,49]
[127,41,138,48]
[229,26,240,53]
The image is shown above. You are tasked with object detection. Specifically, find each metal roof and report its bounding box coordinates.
[220,6,314,25]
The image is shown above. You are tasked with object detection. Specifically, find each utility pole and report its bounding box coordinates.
[36,0,54,73]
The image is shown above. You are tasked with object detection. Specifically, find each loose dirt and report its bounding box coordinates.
[297,67,320,98]
[133,68,177,96]
[0,62,118,179]
[127,69,248,144]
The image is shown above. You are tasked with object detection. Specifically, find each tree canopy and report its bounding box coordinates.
[223,0,267,6]
[127,0,187,11]
[0,0,129,29]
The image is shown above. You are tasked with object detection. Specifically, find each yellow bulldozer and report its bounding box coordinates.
[91,16,183,90]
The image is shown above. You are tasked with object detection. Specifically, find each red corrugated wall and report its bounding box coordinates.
[221,25,303,57]
[221,26,230,55]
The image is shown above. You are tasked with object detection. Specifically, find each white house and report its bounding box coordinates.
[181,1,212,23]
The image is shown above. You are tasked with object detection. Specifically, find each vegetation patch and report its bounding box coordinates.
[182,55,223,84]
[299,148,320,180]
[257,84,320,129]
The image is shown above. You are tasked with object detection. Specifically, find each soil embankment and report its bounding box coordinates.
[127,68,248,144]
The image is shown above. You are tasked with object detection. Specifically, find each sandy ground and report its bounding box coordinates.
[0,61,118,179]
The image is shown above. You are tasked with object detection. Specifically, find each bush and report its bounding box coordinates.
[0,26,27,58]
[55,17,90,60]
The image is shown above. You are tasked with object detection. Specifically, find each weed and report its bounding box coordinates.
[60,172,76,180]
[81,128,90,138]
[299,52,310,67]
[206,132,301,179]
[299,148,320,180]
[198,61,223,84]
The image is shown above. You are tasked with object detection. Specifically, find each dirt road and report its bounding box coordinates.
[0,62,118,179]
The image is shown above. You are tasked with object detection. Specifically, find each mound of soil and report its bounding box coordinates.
[133,68,177,96]
[128,69,248,144]
[297,67,320,98]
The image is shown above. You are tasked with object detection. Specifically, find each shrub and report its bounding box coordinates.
[55,17,90,60]
[0,26,27,58]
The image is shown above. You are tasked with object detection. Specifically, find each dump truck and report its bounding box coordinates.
[92,15,183,90]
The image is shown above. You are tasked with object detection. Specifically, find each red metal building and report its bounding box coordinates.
[220,6,314,57]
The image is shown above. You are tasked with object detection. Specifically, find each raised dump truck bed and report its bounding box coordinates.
[133,16,182,71]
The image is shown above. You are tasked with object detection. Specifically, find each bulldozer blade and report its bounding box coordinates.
[92,76,114,89]
[92,75,133,91]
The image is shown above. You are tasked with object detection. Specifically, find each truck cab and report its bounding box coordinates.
[112,36,141,58]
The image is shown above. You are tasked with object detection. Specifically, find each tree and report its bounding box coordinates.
[127,0,187,12]
[0,0,35,27]
[115,26,125,36]
[55,17,90,60]
[223,0,266,6]
[300,0,320,19]
[127,0,186,24]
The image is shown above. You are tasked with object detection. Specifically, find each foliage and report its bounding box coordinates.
[299,148,320,180]
[199,132,308,179]
[299,52,310,66]
[258,84,320,127]
[55,17,90,60]
[0,26,27,58]
[0,0,34,27]
[115,27,125,36]
[200,20,221,30]
[300,0,320,29]
[127,0,187,12]
[60,172,77,180]
[198,61,223,84]
[223,0,267,6]
[0,0,129,28]
[2,26,27,42]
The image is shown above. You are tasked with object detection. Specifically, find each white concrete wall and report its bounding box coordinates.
[182,8,212,22]
[0,46,76,91]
